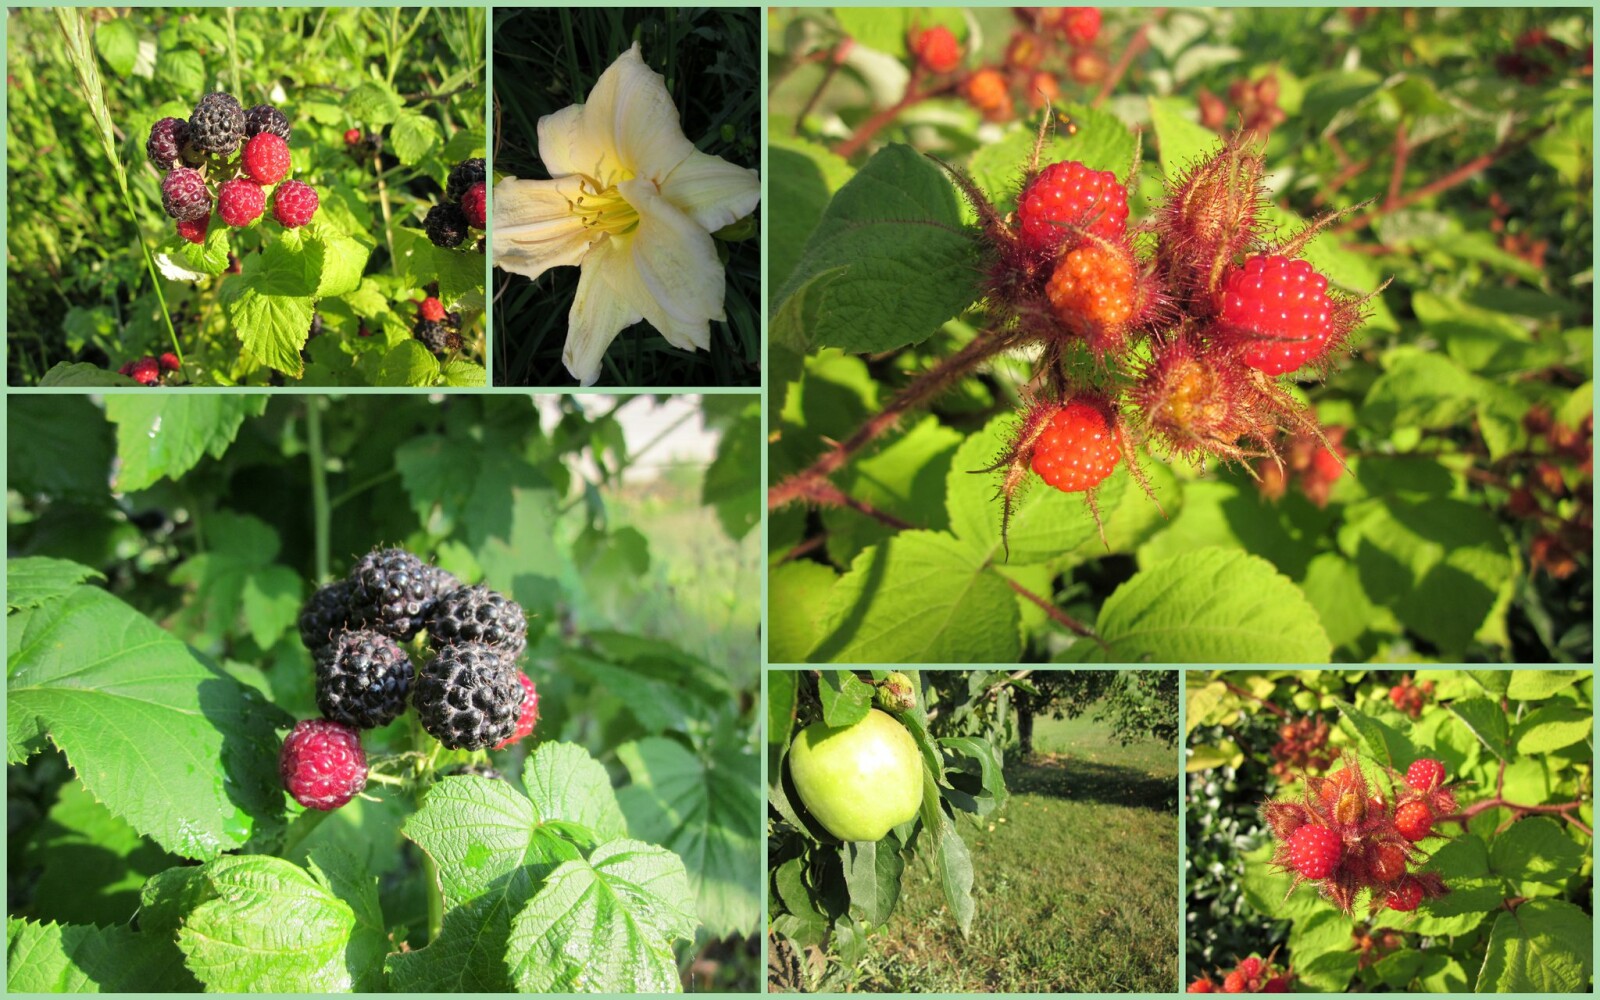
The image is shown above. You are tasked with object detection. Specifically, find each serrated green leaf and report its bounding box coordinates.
[1515,703,1592,754]
[441,359,487,386]
[616,731,762,938]
[1148,95,1225,179]
[818,670,874,727]
[1476,900,1592,991]
[1489,817,1586,884]
[7,586,289,859]
[522,741,629,840]
[1079,548,1332,663]
[92,17,140,77]
[345,81,403,125]
[390,109,442,165]
[840,839,903,926]
[222,239,319,377]
[1449,697,1511,761]
[104,395,267,492]
[505,840,698,993]
[6,918,192,992]
[1506,670,1585,701]
[768,561,835,664]
[6,557,104,612]
[967,102,1138,214]
[378,338,441,386]
[810,531,1020,663]
[768,138,854,299]
[309,225,370,298]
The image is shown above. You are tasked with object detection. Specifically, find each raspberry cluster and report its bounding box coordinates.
[1255,425,1348,508]
[279,547,539,811]
[1387,675,1435,719]
[116,352,181,386]
[1187,954,1293,993]
[1263,758,1456,916]
[147,91,318,243]
[1198,74,1287,136]
[423,158,486,250]
[1508,405,1592,583]
[1269,715,1339,783]
[953,7,1106,124]
[412,295,464,357]
[955,127,1382,541]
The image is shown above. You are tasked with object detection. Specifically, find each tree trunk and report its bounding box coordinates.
[1018,706,1035,758]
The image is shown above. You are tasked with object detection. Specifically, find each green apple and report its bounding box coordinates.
[788,708,922,842]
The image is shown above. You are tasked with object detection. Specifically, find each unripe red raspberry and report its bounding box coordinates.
[160,167,212,222]
[242,132,291,186]
[176,212,211,245]
[279,718,367,811]
[1017,160,1129,255]
[910,25,962,74]
[1031,398,1122,493]
[1045,241,1138,352]
[492,671,540,749]
[217,179,266,227]
[962,68,1011,120]
[1395,799,1433,842]
[1221,971,1247,993]
[1004,31,1043,71]
[1262,977,1290,992]
[273,180,319,228]
[419,297,447,323]
[1069,49,1110,84]
[129,356,161,386]
[1220,255,1333,375]
[460,182,486,230]
[1237,957,1261,979]
[158,352,181,373]
[1062,7,1101,47]
[1026,71,1061,110]
[1187,978,1216,993]
[1385,879,1424,912]
[1406,758,1446,792]
[1288,823,1341,878]
[1368,841,1408,883]
[344,127,362,146]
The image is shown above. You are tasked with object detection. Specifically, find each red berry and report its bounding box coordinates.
[1288,823,1341,879]
[1369,841,1408,883]
[279,718,367,811]
[1237,958,1262,979]
[1406,758,1446,792]
[1385,880,1424,912]
[175,212,210,245]
[1187,979,1216,993]
[160,167,212,222]
[1018,160,1129,255]
[217,179,266,227]
[344,127,362,146]
[460,181,486,230]
[116,361,134,377]
[129,357,161,386]
[1221,971,1247,993]
[1031,399,1121,493]
[1220,255,1333,376]
[242,132,291,186]
[1062,7,1102,47]
[1395,800,1433,842]
[493,672,540,750]
[158,352,181,373]
[1262,976,1289,992]
[273,180,319,228]
[419,296,447,323]
[910,25,962,74]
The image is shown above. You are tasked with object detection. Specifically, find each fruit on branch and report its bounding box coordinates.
[279,718,367,811]
[875,671,917,713]
[1031,396,1123,493]
[911,25,962,74]
[428,584,529,660]
[1218,254,1334,376]
[1045,238,1142,355]
[350,547,447,641]
[1060,7,1101,48]
[242,132,292,186]
[962,67,1012,122]
[1395,799,1433,842]
[146,117,190,170]
[493,671,541,749]
[189,91,246,156]
[243,103,291,141]
[217,179,266,227]
[788,708,922,841]
[414,642,522,750]
[299,579,355,657]
[315,628,414,729]
[161,168,212,222]
[1288,824,1341,878]
[1405,758,1446,792]
[1017,159,1129,255]
[272,180,319,228]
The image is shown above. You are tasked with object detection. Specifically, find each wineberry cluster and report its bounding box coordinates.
[1264,758,1456,916]
[1269,715,1339,783]
[1387,675,1435,719]
[950,124,1384,541]
[915,8,1106,125]
[1187,953,1293,993]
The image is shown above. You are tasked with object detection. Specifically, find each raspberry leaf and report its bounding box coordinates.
[7,578,289,857]
[220,237,317,376]
[617,730,762,937]
[103,394,267,492]
[1477,900,1593,992]
[390,109,441,165]
[6,556,103,611]
[5,917,193,992]
[1074,547,1333,662]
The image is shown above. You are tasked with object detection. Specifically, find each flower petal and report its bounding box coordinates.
[584,42,695,185]
[536,103,617,183]
[614,178,726,352]
[660,149,761,233]
[564,237,644,386]
[491,176,599,282]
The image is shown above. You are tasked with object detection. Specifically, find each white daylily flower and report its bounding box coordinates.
[492,42,760,386]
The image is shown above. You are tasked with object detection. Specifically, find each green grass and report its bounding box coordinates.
[859,713,1178,992]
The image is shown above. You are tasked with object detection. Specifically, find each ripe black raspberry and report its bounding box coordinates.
[189,91,246,156]
[414,319,460,356]
[298,579,353,655]
[348,548,445,640]
[315,629,414,729]
[414,643,520,750]
[423,203,469,248]
[279,718,367,811]
[146,117,190,170]
[445,158,486,204]
[161,167,212,221]
[428,584,528,659]
[243,103,291,142]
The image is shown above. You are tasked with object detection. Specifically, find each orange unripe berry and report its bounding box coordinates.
[1045,242,1136,351]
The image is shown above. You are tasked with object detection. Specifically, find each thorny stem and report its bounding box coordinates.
[834,68,959,160]
[1092,12,1163,109]
[1004,579,1111,651]
[1443,758,1593,838]
[769,330,1020,510]
[1384,122,1409,210]
[784,480,915,530]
